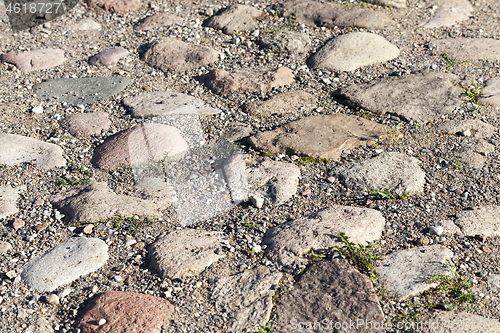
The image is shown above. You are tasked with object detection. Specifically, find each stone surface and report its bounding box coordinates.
[148,229,225,279]
[0,134,66,170]
[431,38,500,61]
[377,245,454,299]
[0,49,65,73]
[59,112,111,137]
[71,18,102,31]
[436,119,496,139]
[25,317,54,333]
[256,31,310,54]
[218,123,253,142]
[0,241,12,253]
[423,0,473,28]
[88,47,129,66]
[279,0,393,30]
[134,13,183,32]
[334,71,463,123]
[487,274,500,291]
[49,182,161,225]
[212,266,282,333]
[0,185,25,220]
[334,152,426,196]
[84,0,143,13]
[242,90,317,117]
[203,4,261,34]
[123,92,220,118]
[455,206,500,237]
[248,114,391,160]
[21,237,109,292]
[419,311,499,332]
[92,123,188,170]
[365,0,406,7]
[262,205,385,266]
[223,154,249,205]
[142,38,219,73]
[75,291,174,333]
[479,76,500,107]
[246,157,300,205]
[274,259,384,333]
[201,67,294,95]
[33,77,132,106]
[307,32,400,72]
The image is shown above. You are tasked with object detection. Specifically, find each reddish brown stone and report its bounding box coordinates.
[0,49,65,73]
[34,223,48,232]
[59,112,111,138]
[75,291,174,333]
[85,0,143,13]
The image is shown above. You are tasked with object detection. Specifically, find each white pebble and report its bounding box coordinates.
[57,288,72,299]
[98,318,106,326]
[428,226,444,236]
[32,105,43,114]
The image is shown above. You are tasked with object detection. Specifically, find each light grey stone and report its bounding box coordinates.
[0,241,12,253]
[134,13,183,32]
[71,18,102,31]
[203,4,261,34]
[246,157,300,205]
[365,0,406,8]
[431,38,500,61]
[487,274,500,291]
[0,134,66,170]
[479,76,500,107]
[49,182,161,225]
[274,259,384,333]
[419,311,499,332]
[455,206,500,237]
[123,92,220,118]
[377,245,454,300]
[212,266,282,333]
[256,31,310,54]
[334,71,463,123]
[429,226,444,236]
[424,0,473,28]
[88,47,129,66]
[248,114,392,161]
[454,139,495,169]
[307,32,400,72]
[437,119,496,139]
[148,229,225,279]
[440,220,464,236]
[33,77,132,106]
[218,123,253,142]
[262,205,385,266]
[334,152,426,196]
[22,237,109,292]
[223,154,249,205]
[0,185,25,220]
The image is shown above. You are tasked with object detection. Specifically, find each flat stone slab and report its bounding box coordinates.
[75,291,174,333]
[242,90,317,117]
[0,185,26,220]
[212,266,282,333]
[377,245,453,300]
[219,123,253,142]
[59,112,111,137]
[0,134,66,170]
[431,38,500,61]
[262,205,385,266]
[334,152,426,196]
[148,229,225,279]
[479,76,500,107]
[256,31,310,54]
[201,67,294,95]
[246,157,300,205]
[455,139,495,169]
[21,237,108,292]
[279,0,393,30]
[333,71,463,123]
[436,119,496,139]
[49,182,161,225]
[419,311,499,332]
[88,47,129,66]
[365,0,406,7]
[134,13,183,32]
[203,4,261,34]
[307,32,400,72]
[92,123,189,170]
[423,0,473,28]
[274,259,384,333]
[84,0,143,13]
[25,317,54,333]
[455,206,500,237]
[33,77,132,106]
[142,38,219,73]
[0,49,65,73]
[123,92,220,118]
[248,114,391,160]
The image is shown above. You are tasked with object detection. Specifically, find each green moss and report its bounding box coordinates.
[299,156,330,165]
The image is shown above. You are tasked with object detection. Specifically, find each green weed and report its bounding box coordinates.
[57,176,90,186]
[453,157,465,170]
[333,232,382,283]
[370,190,410,200]
[257,322,272,333]
[242,217,261,230]
[463,82,484,110]
[384,123,401,144]
[259,150,276,157]
[444,53,458,68]
[310,249,326,259]
[428,259,476,305]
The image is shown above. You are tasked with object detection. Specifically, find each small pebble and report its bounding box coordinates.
[57,288,72,299]
[428,226,444,236]
[83,224,94,234]
[32,105,43,114]
[98,318,106,326]
[12,218,25,230]
[250,195,264,209]
[45,294,60,305]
